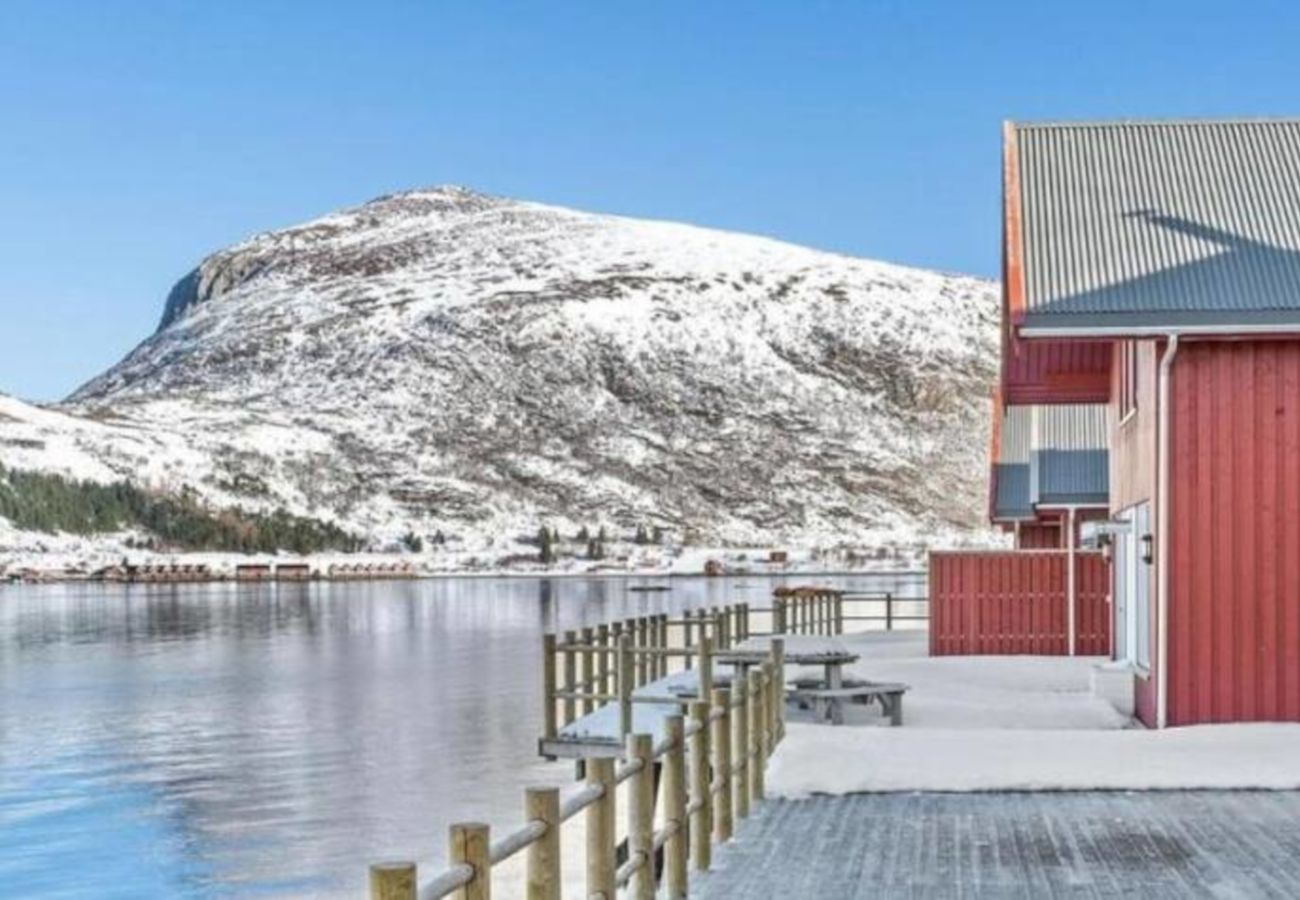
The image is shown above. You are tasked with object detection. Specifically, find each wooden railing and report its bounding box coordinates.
[773,585,929,636]
[542,604,750,745]
[368,633,786,899]
[365,578,925,899]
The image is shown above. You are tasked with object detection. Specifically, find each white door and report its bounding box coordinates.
[1112,503,1151,671]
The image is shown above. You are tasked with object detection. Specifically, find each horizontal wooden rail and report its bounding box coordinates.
[374,633,788,900]
[371,579,947,899]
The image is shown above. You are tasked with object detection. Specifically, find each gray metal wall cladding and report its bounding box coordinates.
[997,405,1032,464]
[997,403,1108,516]
[1035,449,1109,505]
[1015,120,1300,329]
[994,463,1032,520]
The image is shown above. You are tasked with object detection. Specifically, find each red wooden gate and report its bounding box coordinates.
[929,551,1110,656]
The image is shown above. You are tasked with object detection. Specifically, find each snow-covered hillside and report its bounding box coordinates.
[4,187,999,558]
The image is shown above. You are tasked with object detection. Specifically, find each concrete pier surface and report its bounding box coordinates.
[693,790,1300,899]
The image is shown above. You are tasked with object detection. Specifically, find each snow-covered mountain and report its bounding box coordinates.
[5,187,999,555]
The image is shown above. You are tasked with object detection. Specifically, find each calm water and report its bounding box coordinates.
[0,574,923,898]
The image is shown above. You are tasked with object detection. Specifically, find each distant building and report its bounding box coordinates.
[274,563,312,581]
[235,563,272,582]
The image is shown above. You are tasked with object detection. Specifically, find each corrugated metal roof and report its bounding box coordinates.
[1014,120,1300,334]
[992,406,1032,520]
[997,405,1032,464]
[1037,404,1108,450]
[993,404,1109,519]
[1031,404,1109,506]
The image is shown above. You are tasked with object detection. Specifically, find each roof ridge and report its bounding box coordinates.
[1010,117,1300,131]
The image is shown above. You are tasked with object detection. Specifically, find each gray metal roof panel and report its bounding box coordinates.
[1014,120,1300,331]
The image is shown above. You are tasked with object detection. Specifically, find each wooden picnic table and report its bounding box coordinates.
[714,635,860,725]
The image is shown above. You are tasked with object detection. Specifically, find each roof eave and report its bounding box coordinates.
[1021,321,1300,339]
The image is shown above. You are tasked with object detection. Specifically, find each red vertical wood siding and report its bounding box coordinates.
[1167,340,1300,725]
[1017,523,1062,549]
[929,551,1110,656]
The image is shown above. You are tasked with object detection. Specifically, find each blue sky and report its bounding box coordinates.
[2,1,1299,401]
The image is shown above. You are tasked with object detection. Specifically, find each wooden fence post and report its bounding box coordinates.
[586,758,616,900]
[748,669,765,803]
[525,787,561,900]
[774,596,785,635]
[733,676,749,820]
[771,638,786,743]
[449,822,491,900]
[835,592,844,635]
[712,687,733,842]
[689,699,711,871]
[698,634,714,702]
[610,620,623,681]
[562,630,576,726]
[684,613,694,670]
[618,634,634,739]
[541,634,557,742]
[580,626,595,715]
[886,592,894,631]
[636,618,649,684]
[627,733,656,900]
[664,715,688,899]
[369,862,416,900]
[596,624,610,695]
[759,661,771,753]
[656,613,668,678]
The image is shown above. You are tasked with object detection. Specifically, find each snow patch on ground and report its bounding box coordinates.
[769,631,1300,793]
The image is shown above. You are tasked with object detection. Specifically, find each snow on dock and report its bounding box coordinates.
[769,631,1300,793]
[542,669,708,756]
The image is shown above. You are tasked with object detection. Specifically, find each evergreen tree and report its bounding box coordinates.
[0,466,361,553]
[576,525,590,542]
[538,525,555,564]
[634,524,649,545]
[401,531,424,552]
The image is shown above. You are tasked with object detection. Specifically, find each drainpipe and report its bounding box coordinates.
[1066,506,1076,656]
[1156,334,1180,728]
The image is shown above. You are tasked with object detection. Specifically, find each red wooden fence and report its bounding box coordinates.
[929,550,1110,656]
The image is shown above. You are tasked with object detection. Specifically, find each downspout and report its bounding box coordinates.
[1156,334,1180,728]
[1067,506,1076,656]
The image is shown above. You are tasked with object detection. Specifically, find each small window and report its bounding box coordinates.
[1118,340,1139,421]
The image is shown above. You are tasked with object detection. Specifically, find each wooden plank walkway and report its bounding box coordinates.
[693,791,1300,898]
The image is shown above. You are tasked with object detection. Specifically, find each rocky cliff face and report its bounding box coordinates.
[14,187,999,551]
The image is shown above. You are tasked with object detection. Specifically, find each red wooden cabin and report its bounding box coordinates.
[1002,119,1300,727]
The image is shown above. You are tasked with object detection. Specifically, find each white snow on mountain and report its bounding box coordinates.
[2,187,1000,561]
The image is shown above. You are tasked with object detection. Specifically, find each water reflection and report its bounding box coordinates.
[0,574,923,897]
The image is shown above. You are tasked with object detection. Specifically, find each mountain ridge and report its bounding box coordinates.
[6,187,1001,558]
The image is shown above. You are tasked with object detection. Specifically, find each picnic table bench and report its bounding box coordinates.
[716,634,862,725]
[787,677,908,726]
